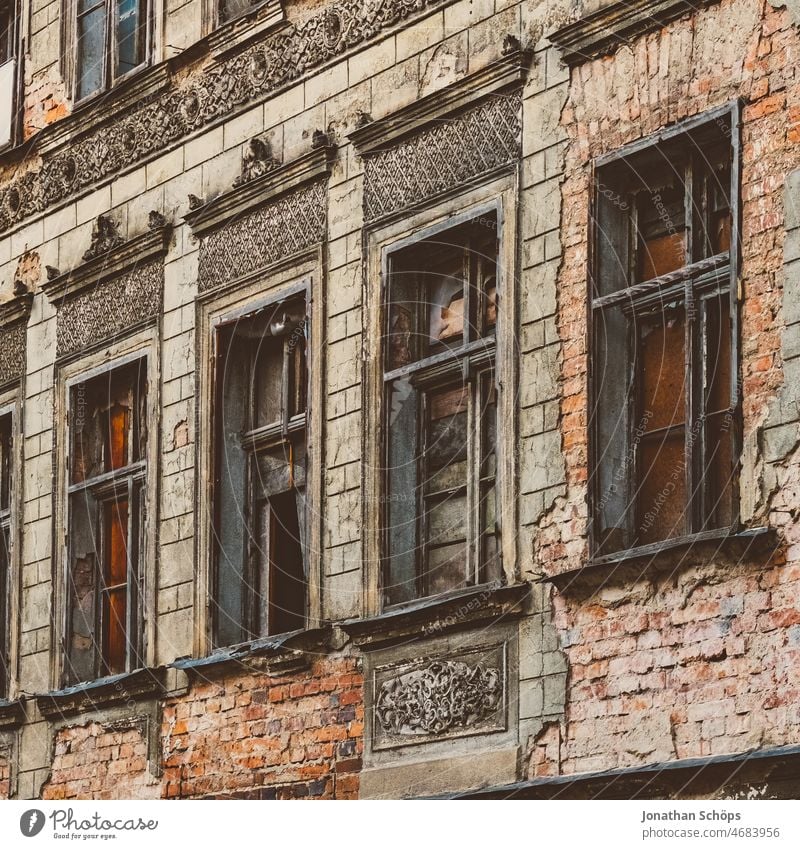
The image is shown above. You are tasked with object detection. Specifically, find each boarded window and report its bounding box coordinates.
[213,295,308,646]
[590,111,739,557]
[65,360,147,684]
[76,0,149,101]
[383,214,500,605]
[0,411,11,697]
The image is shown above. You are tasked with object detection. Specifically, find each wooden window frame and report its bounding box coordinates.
[363,178,519,617]
[66,0,153,105]
[211,286,310,646]
[0,395,20,701]
[589,102,743,563]
[54,336,159,691]
[0,0,22,150]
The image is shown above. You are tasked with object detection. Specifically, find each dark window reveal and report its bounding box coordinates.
[75,0,149,101]
[591,110,740,557]
[383,213,500,606]
[213,295,308,647]
[0,412,12,698]
[65,360,147,684]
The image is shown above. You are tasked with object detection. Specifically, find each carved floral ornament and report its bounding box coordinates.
[0,0,442,236]
[375,659,502,737]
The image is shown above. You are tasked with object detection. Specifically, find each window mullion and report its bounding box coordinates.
[466,367,478,587]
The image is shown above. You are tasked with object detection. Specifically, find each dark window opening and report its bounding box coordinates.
[213,295,308,647]
[0,412,12,698]
[383,213,501,606]
[76,0,149,101]
[65,360,147,685]
[218,0,268,24]
[591,113,739,558]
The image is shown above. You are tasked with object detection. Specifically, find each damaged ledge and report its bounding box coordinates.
[446,742,800,799]
[35,667,165,720]
[548,0,719,67]
[340,583,530,651]
[0,698,26,729]
[184,143,336,238]
[348,47,531,156]
[171,627,331,678]
[542,526,776,591]
[41,224,172,305]
[0,292,33,328]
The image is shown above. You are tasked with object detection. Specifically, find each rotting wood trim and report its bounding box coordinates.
[548,0,720,67]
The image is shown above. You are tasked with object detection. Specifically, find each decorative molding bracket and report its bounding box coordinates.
[548,0,719,67]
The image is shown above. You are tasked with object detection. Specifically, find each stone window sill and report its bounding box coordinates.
[544,526,775,590]
[35,667,165,720]
[0,698,26,729]
[339,583,531,651]
[170,627,330,678]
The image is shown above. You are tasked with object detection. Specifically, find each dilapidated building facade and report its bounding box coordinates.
[0,0,800,800]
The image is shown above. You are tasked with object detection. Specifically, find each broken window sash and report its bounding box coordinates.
[213,294,309,646]
[383,212,500,606]
[65,360,146,685]
[590,108,739,558]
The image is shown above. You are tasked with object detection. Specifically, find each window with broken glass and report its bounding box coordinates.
[591,110,740,558]
[0,1,19,148]
[0,410,13,698]
[383,213,501,606]
[72,0,150,102]
[212,294,308,647]
[65,359,147,684]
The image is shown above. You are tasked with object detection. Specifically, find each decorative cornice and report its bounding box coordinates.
[186,142,334,237]
[340,583,530,650]
[170,627,331,677]
[36,668,165,720]
[349,47,531,155]
[0,0,447,237]
[0,292,33,328]
[548,0,719,67]
[42,224,172,304]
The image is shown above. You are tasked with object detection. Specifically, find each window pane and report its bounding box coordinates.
[0,413,10,512]
[384,377,419,606]
[635,306,688,545]
[77,6,106,100]
[252,336,284,429]
[422,382,469,595]
[636,180,686,281]
[480,373,500,583]
[219,0,257,22]
[67,493,100,684]
[103,588,127,675]
[104,498,128,587]
[72,361,145,484]
[0,524,9,697]
[0,5,12,65]
[703,292,734,528]
[115,0,146,77]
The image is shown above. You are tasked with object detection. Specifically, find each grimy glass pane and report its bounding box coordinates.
[636,179,687,282]
[104,498,129,588]
[426,249,465,352]
[0,6,11,65]
[67,493,100,684]
[219,0,254,22]
[252,335,284,429]
[266,490,305,635]
[0,525,8,697]
[426,542,468,596]
[385,377,418,606]
[77,6,106,100]
[704,292,734,527]
[0,413,10,511]
[635,306,688,545]
[592,305,635,554]
[115,0,145,77]
[104,587,127,675]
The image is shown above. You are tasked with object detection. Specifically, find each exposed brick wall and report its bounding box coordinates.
[529,0,800,776]
[38,657,363,800]
[0,746,10,799]
[43,721,160,800]
[163,657,363,799]
[23,68,69,141]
